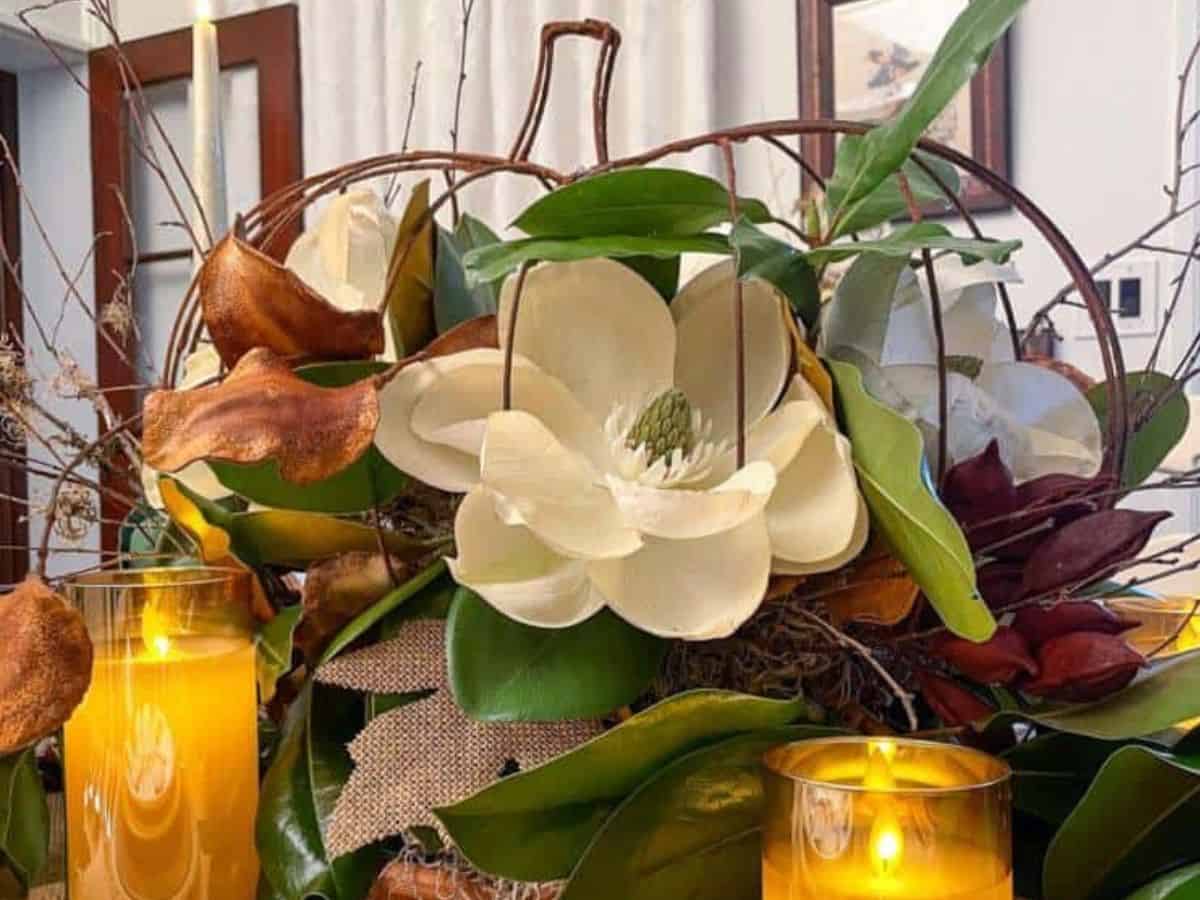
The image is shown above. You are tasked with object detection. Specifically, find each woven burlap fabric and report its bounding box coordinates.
[316,619,602,858]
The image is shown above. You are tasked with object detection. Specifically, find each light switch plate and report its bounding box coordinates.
[1077,258,1160,338]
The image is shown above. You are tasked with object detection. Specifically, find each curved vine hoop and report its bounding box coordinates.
[164,18,1129,490]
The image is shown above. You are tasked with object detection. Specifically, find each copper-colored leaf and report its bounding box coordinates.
[801,535,919,627]
[143,348,379,484]
[417,314,498,360]
[1023,631,1144,702]
[916,670,995,726]
[201,233,384,368]
[368,860,557,900]
[386,180,437,356]
[1013,600,1140,649]
[0,576,93,753]
[928,626,1038,685]
[294,552,411,660]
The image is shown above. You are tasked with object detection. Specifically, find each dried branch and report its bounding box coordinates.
[445,0,477,225]
[385,61,424,207]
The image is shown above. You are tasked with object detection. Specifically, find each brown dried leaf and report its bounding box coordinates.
[418,314,498,359]
[803,535,918,627]
[915,670,995,727]
[143,348,379,484]
[928,626,1038,685]
[201,233,384,368]
[0,576,93,754]
[294,552,411,660]
[1012,600,1140,649]
[1022,631,1145,702]
[385,180,437,356]
[368,861,558,900]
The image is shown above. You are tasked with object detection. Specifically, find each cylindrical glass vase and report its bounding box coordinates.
[62,567,259,899]
[762,737,1012,900]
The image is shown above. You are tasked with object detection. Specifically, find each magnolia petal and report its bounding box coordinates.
[672,260,791,442]
[769,423,865,568]
[410,354,610,473]
[448,488,605,628]
[481,411,642,560]
[882,278,1012,367]
[773,494,870,576]
[587,513,772,640]
[706,399,825,485]
[374,349,503,493]
[606,460,776,540]
[498,259,675,422]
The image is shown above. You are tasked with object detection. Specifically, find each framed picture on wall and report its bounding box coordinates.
[797,0,1011,212]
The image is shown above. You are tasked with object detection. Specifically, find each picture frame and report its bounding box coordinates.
[796,0,1011,213]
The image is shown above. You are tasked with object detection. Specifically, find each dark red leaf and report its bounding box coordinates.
[1012,600,1140,648]
[916,670,995,726]
[978,561,1024,610]
[1022,631,1145,702]
[928,626,1038,685]
[942,440,1019,550]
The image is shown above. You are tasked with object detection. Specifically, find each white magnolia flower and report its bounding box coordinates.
[285,190,400,359]
[376,258,868,639]
[142,343,229,507]
[821,254,1102,482]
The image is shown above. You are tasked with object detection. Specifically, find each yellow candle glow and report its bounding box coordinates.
[63,568,259,899]
[762,737,1012,900]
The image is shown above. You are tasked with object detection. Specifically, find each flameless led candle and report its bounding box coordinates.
[62,568,259,899]
[762,737,1012,900]
[193,0,227,252]
[1108,596,1200,656]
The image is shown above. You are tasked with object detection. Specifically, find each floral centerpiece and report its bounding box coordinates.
[4,2,1200,899]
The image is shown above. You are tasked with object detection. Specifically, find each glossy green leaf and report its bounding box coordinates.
[455,212,500,250]
[806,222,1021,267]
[256,683,383,900]
[464,233,731,284]
[1030,649,1200,740]
[435,690,819,882]
[446,589,665,722]
[0,749,48,889]
[622,255,680,300]
[514,168,771,238]
[1002,731,1125,826]
[435,224,498,334]
[1089,371,1190,487]
[257,605,303,703]
[1124,863,1200,900]
[1043,746,1200,900]
[562,726,839,900]
[212,362,406,514]
[827,0,1026,226]
[827,359,992,640]
[827,139,963,237]
[730,219,820,328]
[318,559,450,665]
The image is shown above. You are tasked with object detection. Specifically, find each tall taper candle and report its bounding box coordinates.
[192,0,227,255]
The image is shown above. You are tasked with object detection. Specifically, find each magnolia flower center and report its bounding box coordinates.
[945,355,984,380]
[625,389,696,466]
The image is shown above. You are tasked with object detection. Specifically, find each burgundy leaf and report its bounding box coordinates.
[942,440,1019,550]
[1012,600,1140,648]
[1022,631,1145,702]
[978,561,1024,610]
[928,626,1038,685]
[1020,509,1172,600]
[916,670,995,726]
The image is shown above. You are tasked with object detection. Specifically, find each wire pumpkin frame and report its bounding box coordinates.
[162,18,1130,496]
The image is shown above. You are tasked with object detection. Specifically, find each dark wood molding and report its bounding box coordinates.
[88,4,303,549]
[796,0,1012,212]
[0,69,28,584]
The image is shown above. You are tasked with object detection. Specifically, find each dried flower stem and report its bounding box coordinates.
[719,139,748,468]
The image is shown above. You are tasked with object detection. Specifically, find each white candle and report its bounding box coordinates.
[192,0,228,256]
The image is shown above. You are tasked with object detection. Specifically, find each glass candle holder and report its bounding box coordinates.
[62,567,259,899]
[762,737,1012,899]
[1106,596,1200,657]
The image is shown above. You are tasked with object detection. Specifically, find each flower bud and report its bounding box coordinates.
[1012,600,1139,649]
[942,440,1019,551]
[928,626,1038,685]
[916,670,995,726]
[1022,631,1144,702]
[977,561,1024,610]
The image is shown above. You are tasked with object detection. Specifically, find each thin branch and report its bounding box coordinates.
[385,61,424,207]
[445,0,476,225]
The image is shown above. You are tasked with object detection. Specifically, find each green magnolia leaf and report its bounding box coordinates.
[621,255,680,300]
[1028,649,1200,740]
[1043,746,1200,900]
[514,168,771,237]
[256,683,383,900]
[827,359,992,640]
[212,362,406,514]
[318,559,450,665]
[730,219,820,328]
[827,138,962,237]
[464,233,731,284]
[1002,731,1126,826]
[0,749,49,889]
[435,222,499,334]
[827,0,1026,227]
[258,605,303,702]
[561,726,839,900]
[806,222,1021,267]
[446,589,665,722]
[435,690,819,882]
[1124,863,1200,900]
[1088,372,1190,487]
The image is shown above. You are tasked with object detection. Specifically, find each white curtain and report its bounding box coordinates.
[221,0,801,228]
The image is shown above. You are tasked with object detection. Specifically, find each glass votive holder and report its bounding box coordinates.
[62,567,259,899]
[1106,595,1200,656]
[762,737,1012,899]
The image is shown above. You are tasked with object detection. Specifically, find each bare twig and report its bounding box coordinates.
[385,61,424,207]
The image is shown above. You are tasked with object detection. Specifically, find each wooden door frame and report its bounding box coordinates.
[89,4,303,549]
